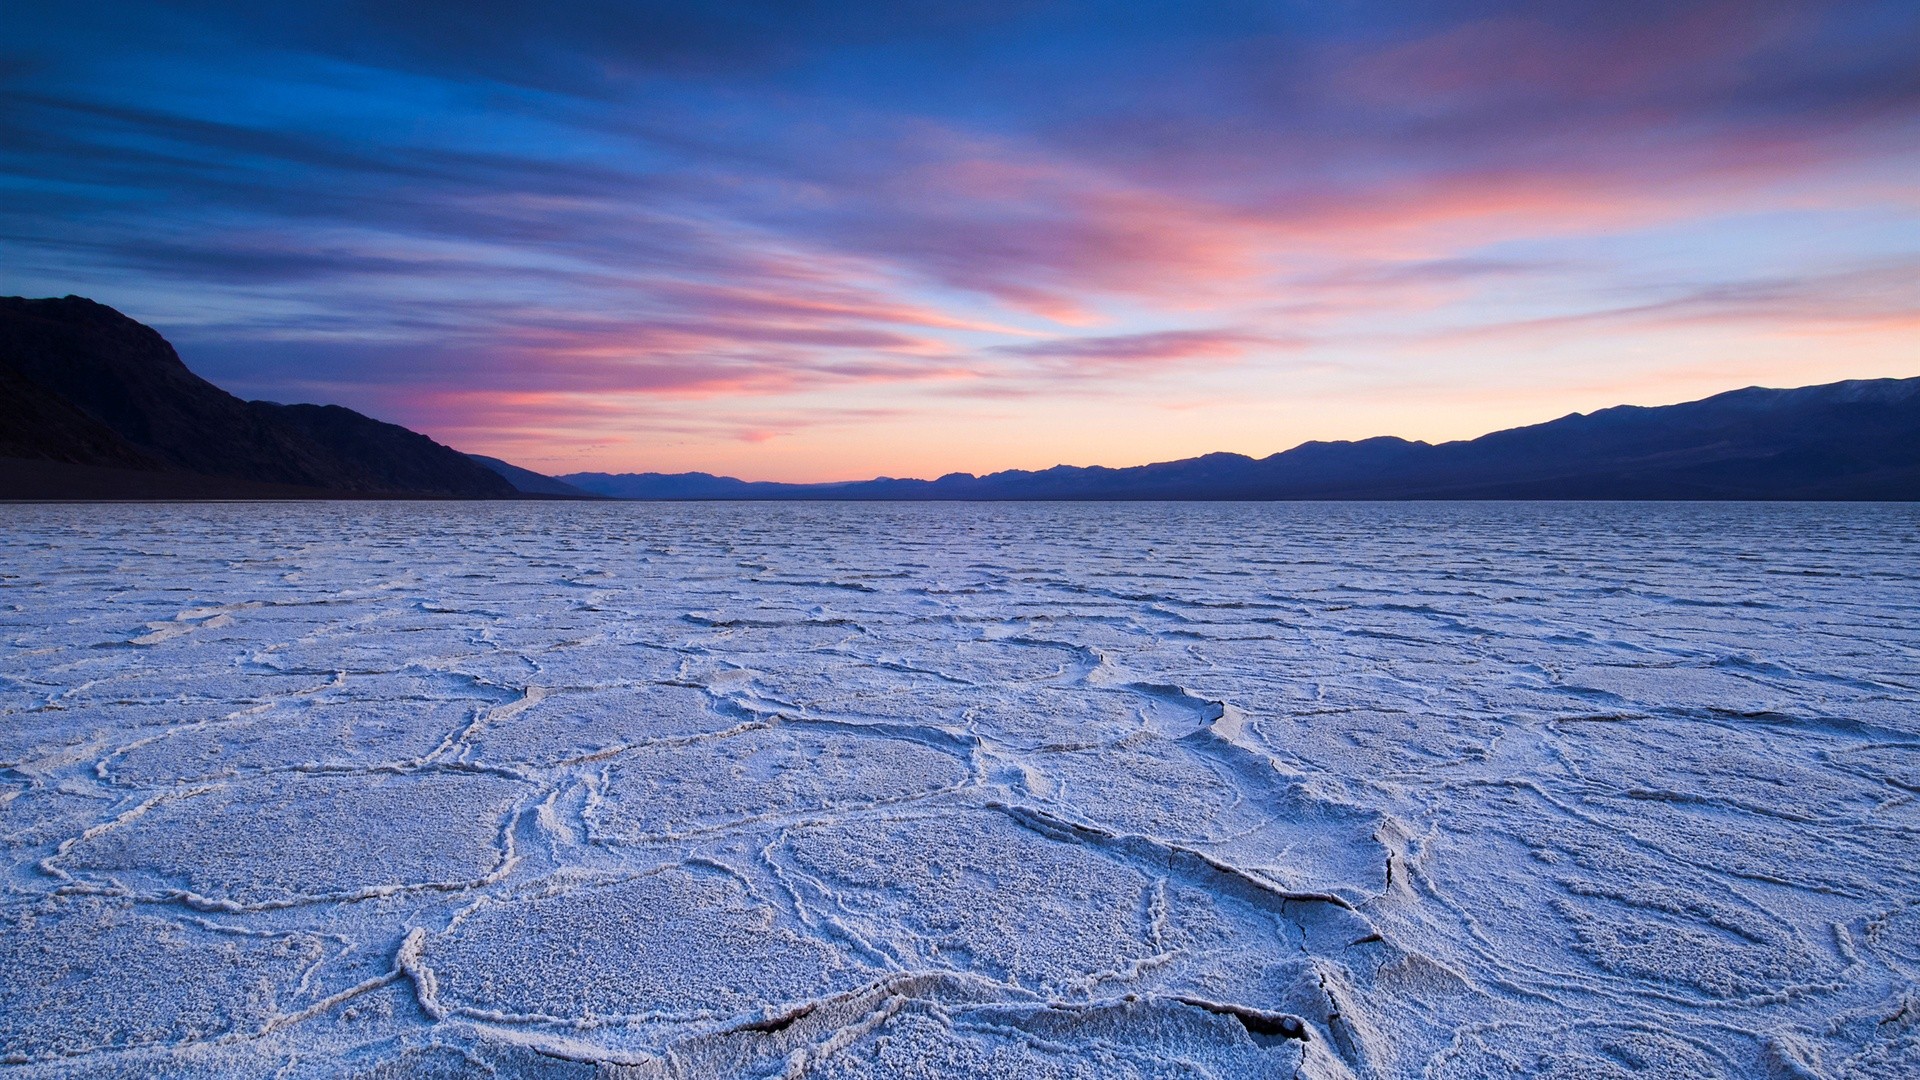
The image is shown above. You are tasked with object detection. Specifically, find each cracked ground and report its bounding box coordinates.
[2,501,1917,1078]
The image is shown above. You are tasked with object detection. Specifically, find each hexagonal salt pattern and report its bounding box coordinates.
[1,500,1914,1078]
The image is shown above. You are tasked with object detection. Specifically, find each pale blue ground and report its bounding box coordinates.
[2,503,1916,1078]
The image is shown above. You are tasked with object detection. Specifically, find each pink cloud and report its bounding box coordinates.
[1416,261,1920,347]
[991,327,1281,376]
[1340,4,1796,108]
[773,102,1903,332]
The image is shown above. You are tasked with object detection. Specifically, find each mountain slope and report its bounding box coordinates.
[0,358,161,470]
[1,296,515,498]
[467,454,598,498]
[562,377,1920,501]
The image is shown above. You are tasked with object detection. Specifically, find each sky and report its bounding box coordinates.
[5,1,1917,482]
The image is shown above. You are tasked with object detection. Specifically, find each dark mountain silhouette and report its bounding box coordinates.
[0,356,161,471]
[467,454,598,498]
[1,295,517,499]
[562,377,1920,501]
[559,471,814,500]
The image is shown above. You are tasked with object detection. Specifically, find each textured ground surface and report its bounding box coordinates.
[1,501,1916,1078]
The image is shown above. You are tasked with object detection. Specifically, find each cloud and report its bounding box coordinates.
[1336,6,1792,110]
[392,385,922,469]
[989,328,1276,375]
[3,0,1916,474]
[1420,260,1920,346]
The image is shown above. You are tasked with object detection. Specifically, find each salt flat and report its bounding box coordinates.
[1,502,1916,1078]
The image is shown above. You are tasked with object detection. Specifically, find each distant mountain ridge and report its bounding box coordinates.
[1,295,522,499]
[465,454,597,498]
[5,294,1914,501]
[563,377,1920,501]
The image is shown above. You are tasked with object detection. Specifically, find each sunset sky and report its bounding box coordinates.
[6,1,1917,481]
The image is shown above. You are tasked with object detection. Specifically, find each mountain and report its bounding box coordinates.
[8,294,1912,502]
[0,354,161,471]
[559,471,839,499]
[561,377,1920,501]
[467,454,598,498]
[1,295,516,499]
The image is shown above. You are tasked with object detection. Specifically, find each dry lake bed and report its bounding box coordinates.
[2,501,1916,1078]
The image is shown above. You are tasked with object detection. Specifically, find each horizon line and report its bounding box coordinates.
[538,372,1920,485]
